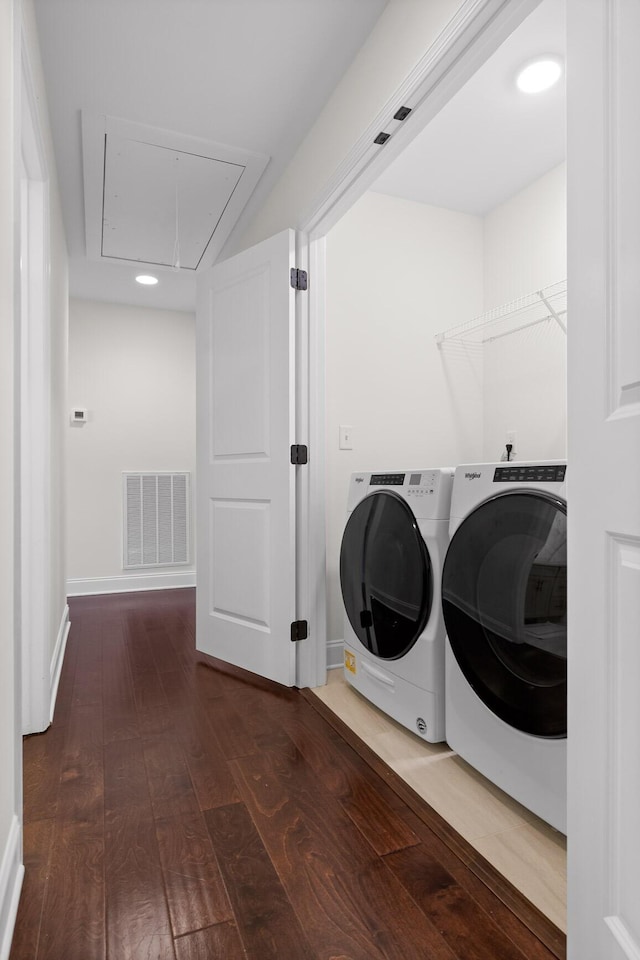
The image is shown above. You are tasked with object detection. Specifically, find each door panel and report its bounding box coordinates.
[211,266,271,458]
[568,1,640,956]
[196,229,297,686]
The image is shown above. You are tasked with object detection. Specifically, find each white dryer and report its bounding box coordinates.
[340,469,453,743]
[442,461,567,833]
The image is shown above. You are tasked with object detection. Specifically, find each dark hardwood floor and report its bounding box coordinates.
[10,589,565,960]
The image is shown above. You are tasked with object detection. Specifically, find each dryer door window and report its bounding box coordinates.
[340,490,432,660]
[442,492,566,738]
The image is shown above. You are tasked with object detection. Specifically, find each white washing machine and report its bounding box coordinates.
[340,469,453,743]
[442,461,567,833]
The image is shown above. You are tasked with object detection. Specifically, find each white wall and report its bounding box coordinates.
[232,0,461,253]
[325,190,484,653]
[2,0,70,951]
[482,162,567,461]
[22,0,70,680]
[0,0,20,953]
[67,299,196,593]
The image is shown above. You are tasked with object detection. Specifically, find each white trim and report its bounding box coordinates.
[297,0,543,690]
[307,236,328,688]
[327,639,344,671]
[0,816,24,960]
[604,917,640,960]
[19,18,52,736]
[49,604,70,723]
[293,233,327,690]
[299,0,541,239]
[67,570,196,597]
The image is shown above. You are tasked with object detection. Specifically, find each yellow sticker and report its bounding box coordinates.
[344,650,356,675]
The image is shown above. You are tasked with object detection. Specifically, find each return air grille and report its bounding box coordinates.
[123,473,190,569]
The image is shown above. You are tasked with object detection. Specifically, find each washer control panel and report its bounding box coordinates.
[494,464,566,483]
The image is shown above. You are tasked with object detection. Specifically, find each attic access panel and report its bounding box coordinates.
[82,114,269,271]
[102,137,244,269]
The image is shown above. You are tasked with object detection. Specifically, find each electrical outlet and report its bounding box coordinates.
[506,430,517,447]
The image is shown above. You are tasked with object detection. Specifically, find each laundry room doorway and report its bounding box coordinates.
[312,0,569,941]
[321,0,567,672]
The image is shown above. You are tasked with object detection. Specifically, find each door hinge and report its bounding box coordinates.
[290,267,308,291]
[290,444,308,465]
[291,620,308,642]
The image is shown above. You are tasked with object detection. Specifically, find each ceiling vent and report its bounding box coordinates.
[82,113,269,272]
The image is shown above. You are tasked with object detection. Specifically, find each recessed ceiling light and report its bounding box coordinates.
[516,57,563,94]
[135,274,158,286]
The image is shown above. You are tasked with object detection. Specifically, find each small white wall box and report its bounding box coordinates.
[70,408,88,424]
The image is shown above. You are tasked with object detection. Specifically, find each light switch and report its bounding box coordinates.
[339,424,354,450]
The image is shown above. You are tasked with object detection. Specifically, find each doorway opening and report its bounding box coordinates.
[312,0,567,934]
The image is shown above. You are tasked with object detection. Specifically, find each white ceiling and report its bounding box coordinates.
[33,0,388,312]
[34,0,565,314]
[371,0,566,216]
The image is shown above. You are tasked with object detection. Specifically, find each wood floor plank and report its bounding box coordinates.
[190,658,228,700]
[199,691,257,760]
[203,803,316,960]
[22,726,66,823]
[400,808,563,960]
[104,803,176,960]
[8,818,54,960]
[104,738,150,809]
[142,736,202,821]
[38,823,105,960]
[103,734,176,957]
[101,618,140,744]
[173,923,247,960]
[384,842,534,960]
[177,730,241,812]
[71,618,103,707]
[230,745,458,960]
[280,705,422,854]
[58,700,104,836]
[155,812,234,937]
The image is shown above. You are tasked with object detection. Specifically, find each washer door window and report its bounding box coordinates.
[340,491,432,660]
[442,492,566,738]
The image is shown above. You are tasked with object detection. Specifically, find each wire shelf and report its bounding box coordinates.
[435,279,567,346]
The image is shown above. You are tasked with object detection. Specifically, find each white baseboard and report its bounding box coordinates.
[49,604,70,723]
[0,815,23,960]
[327,638,344,671]
[67,570,196,597]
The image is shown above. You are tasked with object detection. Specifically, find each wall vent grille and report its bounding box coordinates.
[123,472,190,569]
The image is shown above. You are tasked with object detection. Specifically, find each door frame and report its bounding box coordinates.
[296,0,543,690]
[18,24,53,735]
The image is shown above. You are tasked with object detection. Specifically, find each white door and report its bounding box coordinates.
[567,1,640,957]
[195,229,299,686]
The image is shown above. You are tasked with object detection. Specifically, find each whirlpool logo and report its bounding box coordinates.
[464,471,482,480]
